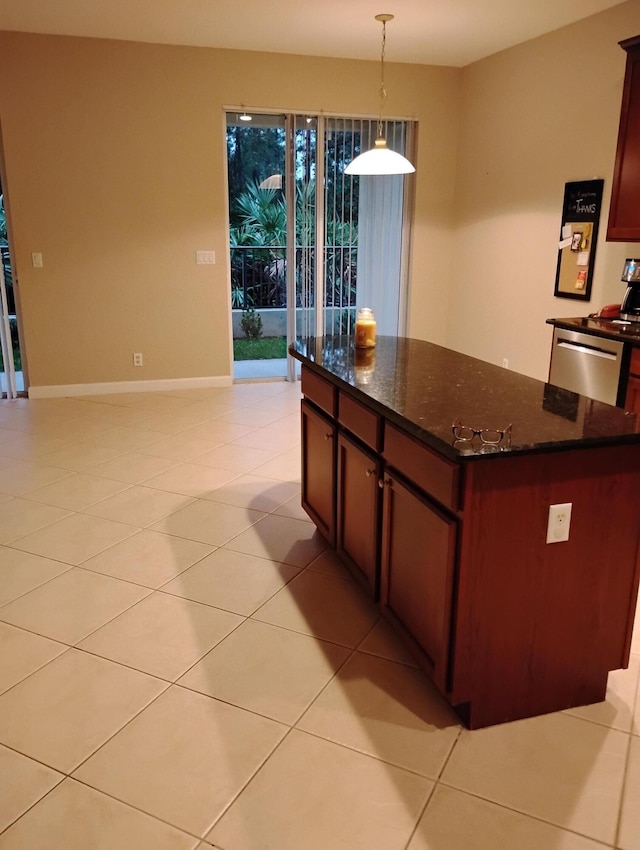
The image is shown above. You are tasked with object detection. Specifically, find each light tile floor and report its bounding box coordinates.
[0,381,639,850]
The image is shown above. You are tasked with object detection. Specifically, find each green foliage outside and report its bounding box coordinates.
[227,125,286,224]
[0,193,12,295]
[226,120,359,314]
[240,307,263,340]
[229,179,316,250]
[229,179,316,311]
[233,337,287,361]
[0,318,20,371]
[0,193,7,242]
[0,191,21,372]
[232,182,287,245]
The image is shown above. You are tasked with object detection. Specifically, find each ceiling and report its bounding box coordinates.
[0,0,628,67]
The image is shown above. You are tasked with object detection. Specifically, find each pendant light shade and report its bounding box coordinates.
[345,14,415,176]
[345,138,415,175]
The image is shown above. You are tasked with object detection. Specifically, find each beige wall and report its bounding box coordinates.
[0,32,459,391]
[1,0,639,393]
[449,0,639,379]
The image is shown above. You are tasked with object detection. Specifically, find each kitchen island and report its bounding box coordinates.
[290,335,640,728]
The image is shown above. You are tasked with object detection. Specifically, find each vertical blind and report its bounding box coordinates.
[0,258,17,399]
[323,117,411,338]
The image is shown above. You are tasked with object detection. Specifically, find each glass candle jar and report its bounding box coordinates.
[355,307,376,348]
[354,346,376,385]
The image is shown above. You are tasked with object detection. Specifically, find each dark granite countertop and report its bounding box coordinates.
[290,335,640,462]
[547,316,640,344]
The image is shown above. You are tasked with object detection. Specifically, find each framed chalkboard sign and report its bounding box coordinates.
[553,179,604,301]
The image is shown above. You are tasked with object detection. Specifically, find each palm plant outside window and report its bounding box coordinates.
[226,111,413,377]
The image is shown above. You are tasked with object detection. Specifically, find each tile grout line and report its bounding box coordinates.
[612,664,640,849]
[433,778,617,849]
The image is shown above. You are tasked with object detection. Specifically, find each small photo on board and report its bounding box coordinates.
[571,231,583,251]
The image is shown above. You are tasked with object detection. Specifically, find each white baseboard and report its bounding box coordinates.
[28,375,233,399]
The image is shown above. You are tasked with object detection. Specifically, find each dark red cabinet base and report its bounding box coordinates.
[299,365,640,729]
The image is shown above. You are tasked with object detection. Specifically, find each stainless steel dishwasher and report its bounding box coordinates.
[549,327,624,405]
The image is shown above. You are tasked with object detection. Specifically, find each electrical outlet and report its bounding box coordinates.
[502,358,509,368]
[546,502,572,544]
[133,353,143,367]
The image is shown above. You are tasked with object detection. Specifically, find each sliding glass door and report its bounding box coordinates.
[226,111,414,381]
[0,179,21,399]
[227,113,288,379]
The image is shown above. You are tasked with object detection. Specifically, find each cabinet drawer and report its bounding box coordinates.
[301,367,337,417]
[384,424,460,512]
[338,392,383,451]
[630,347,640,377]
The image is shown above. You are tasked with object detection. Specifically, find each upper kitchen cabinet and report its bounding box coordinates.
[607,35,640,241]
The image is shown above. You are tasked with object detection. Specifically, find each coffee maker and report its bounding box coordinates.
[620,258,640,322]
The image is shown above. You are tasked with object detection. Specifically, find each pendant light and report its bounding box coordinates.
[345,14,415,176]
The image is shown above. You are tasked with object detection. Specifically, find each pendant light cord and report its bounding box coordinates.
[344,12,415,174]
[378,18,388,140]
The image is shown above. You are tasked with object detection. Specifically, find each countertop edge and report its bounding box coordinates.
[290,343,640,464]
[547,316,640,345]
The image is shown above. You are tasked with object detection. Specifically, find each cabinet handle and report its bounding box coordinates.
[324,432,333,441]
[365,468,375,478]
[378,477,392,488]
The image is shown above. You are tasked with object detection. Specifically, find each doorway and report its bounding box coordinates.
[226,110,414,381]
[227,113,288,379]
[0,173,22,399]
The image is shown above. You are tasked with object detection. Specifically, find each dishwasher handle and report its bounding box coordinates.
[556,339,619,361]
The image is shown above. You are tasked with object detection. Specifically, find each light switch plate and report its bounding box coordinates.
[196,251,215,265]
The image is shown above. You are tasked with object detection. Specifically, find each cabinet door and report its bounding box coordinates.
[625,375,640,415]
[336,432,381,596]
[607,36,640,241]
[380,473,457,691]
[301,400,336,545]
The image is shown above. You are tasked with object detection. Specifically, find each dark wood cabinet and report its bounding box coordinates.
[380,473,457,692]
[607,34,640,241]
[301,399,336,545]
[301,367,459,698]
[625,348,640,413]
[336,432,381,594]
[297,361,640,729]
[626,376,640,413]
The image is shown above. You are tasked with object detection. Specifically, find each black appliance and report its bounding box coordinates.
[620,258,640,322]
